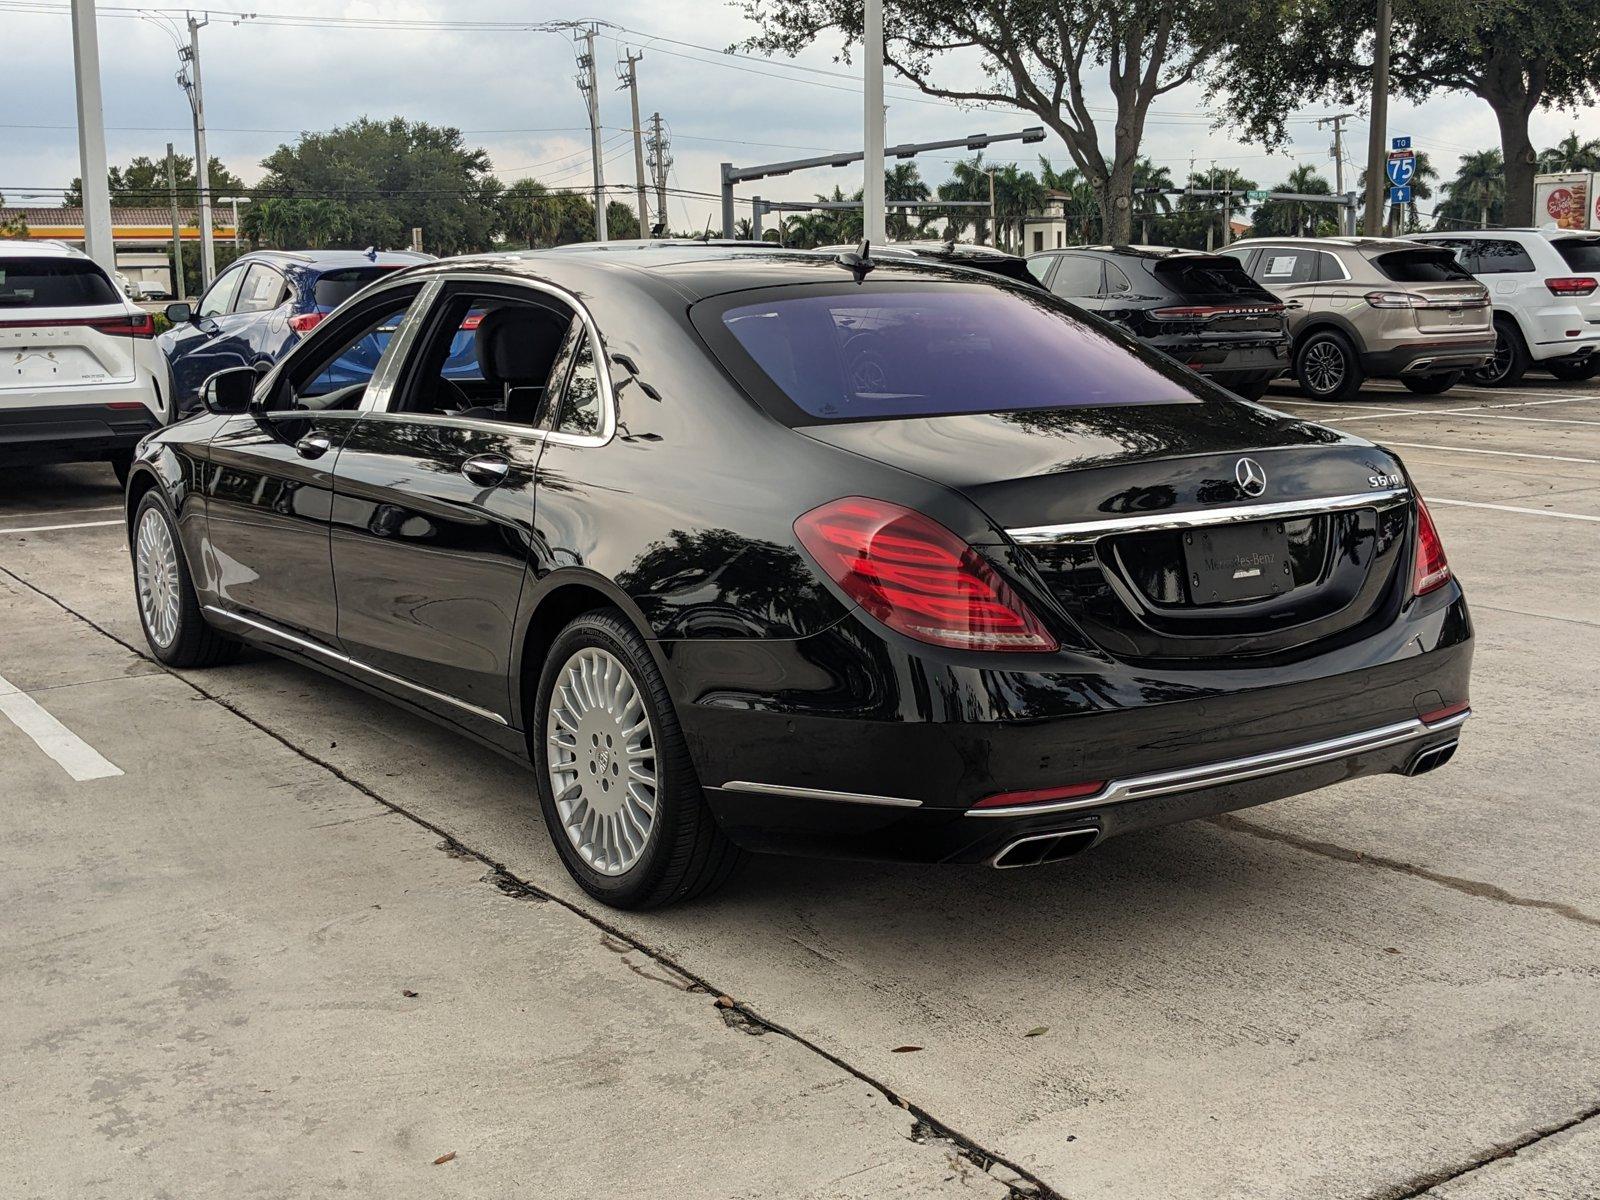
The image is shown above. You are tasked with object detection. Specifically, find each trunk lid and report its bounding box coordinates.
[0,256,140,393]
[1369,248,1492,336]
[1147,256,1287,338]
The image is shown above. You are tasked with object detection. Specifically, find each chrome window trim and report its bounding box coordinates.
[372,270,617,448]
[717,781,924,809]
[360,277,443,412]
[202,605,509,726]
[965,710,1470,818]
[1005,487,1410,545]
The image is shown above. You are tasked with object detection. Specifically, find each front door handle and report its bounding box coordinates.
[461,453,511,488]
[295,432,332,460]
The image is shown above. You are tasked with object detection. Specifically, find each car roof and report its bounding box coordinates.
[406,244,1015,304]
[0,238,92,259]
[1229,236,1427,253]
[1029,244,1232,261]
[234,248,436,270]
[1412,227,1600,241]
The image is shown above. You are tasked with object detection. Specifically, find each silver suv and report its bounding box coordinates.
[1410,228,1600,385]
[1224,237,1493,401]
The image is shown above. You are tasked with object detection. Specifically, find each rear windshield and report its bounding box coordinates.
[1373,249,1476,283]
[1153,256,1272,299]
[0,257,121,307]
[701,283,1199,425]
[1554,238,1600,271]
[313,266,402,309]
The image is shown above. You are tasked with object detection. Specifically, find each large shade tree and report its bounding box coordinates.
[740,0,1233,243]
[66,154,244,208]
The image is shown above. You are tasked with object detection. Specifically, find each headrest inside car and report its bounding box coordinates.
[475,306,568,384]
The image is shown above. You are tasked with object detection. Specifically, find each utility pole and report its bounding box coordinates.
[574,23,607,241]
[177,12,216,285]
[165,143,184,298]
[861,0,886,245]
[645,112,671,235]
[1317,113,1352,233]
[1363,0,1391,237]
[987,168,998,248]
[1207,159,1219,250]
[618,50,649,238]
[69,0,115,276]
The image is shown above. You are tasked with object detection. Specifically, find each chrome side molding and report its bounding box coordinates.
[717,781,924,809]
[967,709,1471,818]
[202,605,509,726]
[1006,487,1411,545]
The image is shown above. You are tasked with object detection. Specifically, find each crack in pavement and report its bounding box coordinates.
[1370,1100,1600,1199]
[1211,814,1600,930]
[0,562,1053,1200]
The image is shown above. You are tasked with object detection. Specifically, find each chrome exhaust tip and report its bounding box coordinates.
[1407,740,1459,776]
[991,827,1100,869]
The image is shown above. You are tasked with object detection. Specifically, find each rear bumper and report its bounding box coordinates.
[674,584,1473,864]
[1362,335,1496,376]
[0,402,161,465]
[1145,333,1289,377]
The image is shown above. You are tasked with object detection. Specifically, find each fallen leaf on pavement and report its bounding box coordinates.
[891,1045,923,1053]
[714,995,735,1008]
[402,989,418,998]
[1024,1026,1049,1038]
[433,1151,456,1165]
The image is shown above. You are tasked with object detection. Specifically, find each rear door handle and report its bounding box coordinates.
[295,432,332,460]
[1284,300,1305,309]
[461,453,511,487]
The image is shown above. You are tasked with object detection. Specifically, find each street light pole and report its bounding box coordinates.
[1363,0,1391,237]
[165,143,185,298]
[862,0,886,245]
[69,0,115,276]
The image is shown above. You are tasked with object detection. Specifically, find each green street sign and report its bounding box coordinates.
[1245,190,1271,202]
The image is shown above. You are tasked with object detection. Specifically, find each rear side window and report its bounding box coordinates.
[313,267,403,310]
[1025,257,1052,283]
[1472,240,1535,274]
[1154,256,1272,299]
[1373,249,1476,283]
[702,284,1199,425]
[0,257,120,307]
[233,264,286,314]
[1047,255,1103,298]
[1553,238,1600,271]
[1103,263,1133,294]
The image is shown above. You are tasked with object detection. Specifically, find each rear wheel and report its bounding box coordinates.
[1546,357,1600,382]
[1401,371,1462,396]
[1469,318,1529,387]
[130,492,239,667]
[1225,374,1275,401]
[534,609,743,909]
[1294,330,1364,402]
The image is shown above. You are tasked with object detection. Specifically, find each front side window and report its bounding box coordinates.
[0,257,121,308]
[233,264,286,314]
[284,291,419,407]
[1255,250,1317,285]
[198,264,246,318]
[702,283,1199,425]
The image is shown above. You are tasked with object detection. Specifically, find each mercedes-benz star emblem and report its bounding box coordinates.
[1235,457,1267,498]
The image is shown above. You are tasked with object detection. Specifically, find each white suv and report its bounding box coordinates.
[1,240,169,482]
[1412,228,1600,384]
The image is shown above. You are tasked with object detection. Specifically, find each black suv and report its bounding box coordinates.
[1027,247,1290,399]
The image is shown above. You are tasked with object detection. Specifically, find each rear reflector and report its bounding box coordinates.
[1412,494,1452,596]
[1420,700,1470,725]
[972,781,1107,809]
[287,312,326,334]
[1545,277,1598,296]
[794,497,1058,652]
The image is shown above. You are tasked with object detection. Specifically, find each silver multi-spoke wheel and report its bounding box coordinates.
[135,507,181,649]
[545,646,658,876]
[1302,340,1345,394]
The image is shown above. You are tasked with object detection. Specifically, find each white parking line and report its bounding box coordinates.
[1331,408,1600,427]
[1382,441,1600,465]
[1430,498,1600,523]
[0,672,123,782]
[0,519,123,535]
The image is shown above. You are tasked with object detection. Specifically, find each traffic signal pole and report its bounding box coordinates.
[1363,0,1392,236]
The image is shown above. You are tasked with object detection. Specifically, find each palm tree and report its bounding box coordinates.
[1038,157,1100,244]
[1250,164,1335,240]
[1436,149,1505,230]
[1539,131,1600,173]
[936,154,990,243]
[497,179,562,248]
[734,217,755,240]
[991,163,1046,251]
[1133,158,1175,243]
[883,162,930,238]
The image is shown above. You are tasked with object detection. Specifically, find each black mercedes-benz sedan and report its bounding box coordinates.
[123,245,1471,908]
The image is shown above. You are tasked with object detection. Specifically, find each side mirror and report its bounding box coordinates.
[165,302,193,325]
[201,366,258,415]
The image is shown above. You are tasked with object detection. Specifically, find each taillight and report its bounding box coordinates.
[1545,276,1598,296]
[95,312,155,338]
[287,312,326,333]
[971,780,1106,809]
[1412,494,1451,596]
[1365,291,1429,309]
[794,497,1058,652]
[1151,304,1283,319]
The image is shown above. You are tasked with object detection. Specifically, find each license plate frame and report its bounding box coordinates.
[1183,520,1291,604]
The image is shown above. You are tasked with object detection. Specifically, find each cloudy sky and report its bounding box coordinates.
[3,0,1597,229]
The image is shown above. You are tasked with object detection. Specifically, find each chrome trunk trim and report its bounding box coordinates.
[1006,488,1410,545]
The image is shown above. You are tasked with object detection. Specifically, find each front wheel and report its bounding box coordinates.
[534,609,743,909]
[1402,371,1462,396]
[1294,331,1364,402]
[1546,357,1600,382]
[130,492,239,667]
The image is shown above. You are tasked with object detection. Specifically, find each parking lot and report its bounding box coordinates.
[3,375,1598,1199]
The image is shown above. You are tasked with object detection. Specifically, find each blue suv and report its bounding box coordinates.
[159,249,436,414]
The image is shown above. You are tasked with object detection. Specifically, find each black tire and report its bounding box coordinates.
[1223,374,1275,401]
[108,450,134,487]
[1546,357,1600,382]
[129,491,240,668]
[533,608,744,909]
[1294,330,1364,402]
[1469,317,1529,387]
[1401,371,1462,396]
